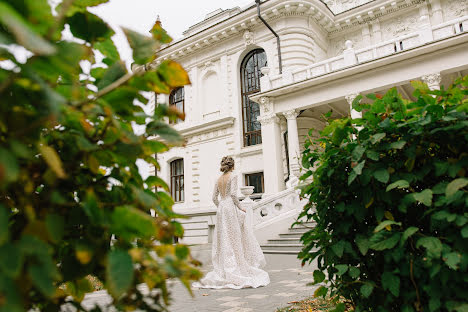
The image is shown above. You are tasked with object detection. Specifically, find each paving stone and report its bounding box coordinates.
[219,301,247,307]
[277,280,297,284]
[222,307,253,312]
[273,292,298,297]
[245,294,269,299]
[216,296,242,302]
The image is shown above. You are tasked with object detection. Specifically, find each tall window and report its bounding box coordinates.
[241,49,267,146]
[170,159,184,202]
[245,172,264,195]
[169,87,184,124]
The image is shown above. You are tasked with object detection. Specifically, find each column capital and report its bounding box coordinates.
[257,113,280,126]
[345,93,360,105]
[283,109,299,120]
[421,73,441,90]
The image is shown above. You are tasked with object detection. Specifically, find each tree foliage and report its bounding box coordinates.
[0,0,201,311]
[298,77,468,312]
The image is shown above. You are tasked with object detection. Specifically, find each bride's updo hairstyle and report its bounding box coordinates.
[220,156,235,173]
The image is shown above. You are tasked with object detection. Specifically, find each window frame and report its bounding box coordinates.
[240,49,267,147]
[244,172,265,195]
[170,159,184,203]
[169,87,185,124]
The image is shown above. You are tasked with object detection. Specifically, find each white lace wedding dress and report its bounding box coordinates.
[193,173,270,289]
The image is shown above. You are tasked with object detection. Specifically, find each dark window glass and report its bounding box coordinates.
[169,87,185,124]
[240,49,267,146]
[170,159,184,202]
[245,172,264,194]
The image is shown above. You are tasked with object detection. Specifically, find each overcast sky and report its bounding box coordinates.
[91,0,254,64]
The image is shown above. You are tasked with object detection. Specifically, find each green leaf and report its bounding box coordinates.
[386,180,409,192]
[353,160,366,175]
[147,121,183,144]
[0,148,19,184]
[416,237,443,258]
[348,267,360,278]
[413,189,433,207]
[355,235,370,256]
[445,178,468,198]
[331,241,345,258]
[331,303,346,312]
[0,3,56,55]
[348,171,357,186]
[373,168,390,183]
[0,204,9,245]
[97,61,127,90]
[95,38,121,62]
[45,214,64,243]
[0,243,23,278]
[360,283,374,298]
[462,225,468,238]
[111,206,156,240]
[381,272,400,297]
[145,176,169,191]
[454,304,468,312]
[366,150,380,161]
[370,133,386,144]
[29,264,55,297]
[123,27,159,65]
[314,285,327,298]
[335,264,348,276]
[390,140,406,149]
[313,270,325,284]
[67,11,115,43]
[370,233,400,251]
[374,220,401,233]
[401,227,419,245]
[107,249,134,298]
[352,145,366,161]
[443,252,461,270]
[63,0,110,16]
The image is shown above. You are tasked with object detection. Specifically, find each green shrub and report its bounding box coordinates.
[0,1,200,311]
[298,76,468,312]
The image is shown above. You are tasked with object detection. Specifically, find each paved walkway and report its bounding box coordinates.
[81,245,318,312]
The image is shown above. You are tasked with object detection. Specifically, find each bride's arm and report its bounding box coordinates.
[212,181,219,207]
[230,176,245,212]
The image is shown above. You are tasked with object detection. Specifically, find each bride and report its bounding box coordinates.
[193,156,270,289]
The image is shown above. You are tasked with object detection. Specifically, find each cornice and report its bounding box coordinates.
[150,0,424,66]
[178,116,235,138]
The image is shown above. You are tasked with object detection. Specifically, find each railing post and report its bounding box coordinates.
[240,186,255,229]
[260,66,272,91]
[343,40,358,66]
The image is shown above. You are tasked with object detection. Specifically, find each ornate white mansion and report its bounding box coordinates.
[148,0,468,252]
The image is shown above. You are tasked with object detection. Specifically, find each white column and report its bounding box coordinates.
[418,3,434,44]
[430,0,444,25]
[346,93,362,119]
[257,97,286,197]
[283,109,301,179]
[421,73,441,90]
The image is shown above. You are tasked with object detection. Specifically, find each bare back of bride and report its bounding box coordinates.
[193,156,270,289]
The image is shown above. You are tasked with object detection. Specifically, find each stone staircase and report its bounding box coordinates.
[261,221,315,254]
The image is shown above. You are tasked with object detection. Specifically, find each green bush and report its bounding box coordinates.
[0,1,200,311]
[298,76,468,312]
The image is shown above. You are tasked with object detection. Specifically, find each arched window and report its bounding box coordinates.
[169,87,185,124]
[170,159,184,202]
[240,49,267,146]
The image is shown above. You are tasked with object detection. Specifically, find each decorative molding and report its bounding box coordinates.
[283,109,299,120]
[421,73,441,89]
[258,96,274,114]
[179,117,235,143]
[243,30,255,47]
[257,114,280,126]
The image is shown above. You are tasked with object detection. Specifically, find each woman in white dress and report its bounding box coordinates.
[193,156,270,289]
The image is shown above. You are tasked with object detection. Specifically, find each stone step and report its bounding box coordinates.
[279,232,304,238]
[262,250,300,255]
[267,238,301,244]
[291,221,316,229]
[260,244,303,252]
[288,227,311,233]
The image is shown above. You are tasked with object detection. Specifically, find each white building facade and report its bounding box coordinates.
[148,0,468,249]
